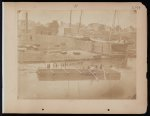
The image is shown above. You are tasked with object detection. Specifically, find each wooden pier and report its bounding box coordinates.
[36,68,121,81]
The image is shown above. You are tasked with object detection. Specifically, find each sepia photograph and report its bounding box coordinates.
[3,2,147,114]
[18,9,136,99]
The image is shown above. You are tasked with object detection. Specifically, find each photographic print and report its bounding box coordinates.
[17,9,136,99]
[3,2,147,114]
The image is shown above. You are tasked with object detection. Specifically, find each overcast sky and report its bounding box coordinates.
[18,10,136,28]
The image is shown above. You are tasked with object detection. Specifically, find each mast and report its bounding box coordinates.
[108,10,117,41]
[116,11,122,41]
[69,10,72,28]
[78,10,83,33]
[25,11,28,35]
[25,11,28,40]
[107,10,117,54]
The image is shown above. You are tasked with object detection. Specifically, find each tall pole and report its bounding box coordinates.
[69,10,72,28]
[113,10,116,33]
[25,11,28,40]
[108,10,117,54]
[108,10,116,41]
[116,11,121,41]
[25,11,28,34]
[78,10,83,33]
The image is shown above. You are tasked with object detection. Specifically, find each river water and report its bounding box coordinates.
[18,58,136,99]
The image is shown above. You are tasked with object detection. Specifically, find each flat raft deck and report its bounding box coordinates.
[37,69,121,81]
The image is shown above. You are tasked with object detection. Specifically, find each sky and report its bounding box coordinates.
[18,10,136,28]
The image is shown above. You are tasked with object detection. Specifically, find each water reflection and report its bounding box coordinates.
[18,58,136,99]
